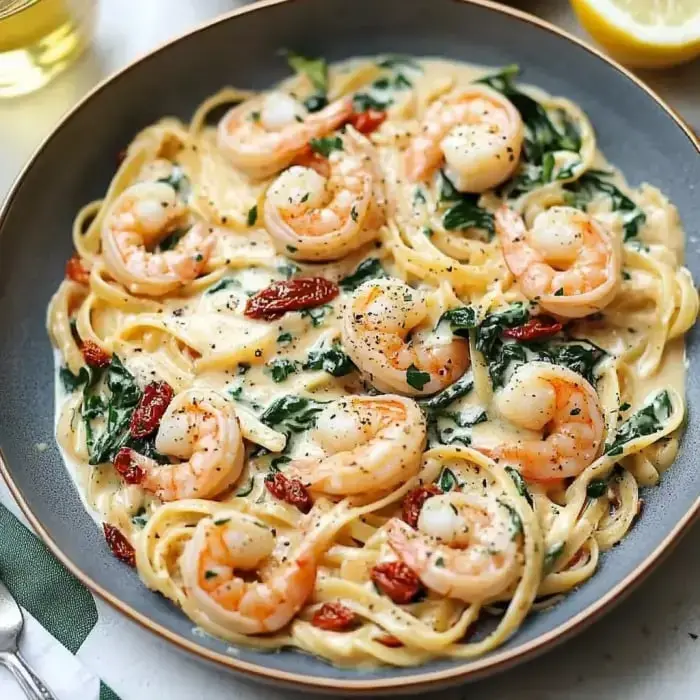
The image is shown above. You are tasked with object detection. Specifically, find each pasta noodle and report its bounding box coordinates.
[48,55,698,667]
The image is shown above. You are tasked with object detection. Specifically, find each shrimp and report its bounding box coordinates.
[286,395,426,497]
[405,86,523,193]
[263,128,386,261]
[386,491,520,602]
[126,389,244,501]
[180,505,336,635]
[342,278,470,396]
[474,361,604,481]
[101,182,214,296]
[497,205,621,318]
[218,91,353,179]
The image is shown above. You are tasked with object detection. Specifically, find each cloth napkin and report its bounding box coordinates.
[0,503,119,700]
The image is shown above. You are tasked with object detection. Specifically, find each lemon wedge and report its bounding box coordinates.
[570,0,700,68]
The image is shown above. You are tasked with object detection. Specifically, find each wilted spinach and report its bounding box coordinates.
[605,391,673,457]
[564,170,646,241]
[339,258,387,291]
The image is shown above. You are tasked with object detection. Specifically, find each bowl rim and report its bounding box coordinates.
[1,0,699,692]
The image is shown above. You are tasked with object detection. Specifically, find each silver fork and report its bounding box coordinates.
[0,578,57,700]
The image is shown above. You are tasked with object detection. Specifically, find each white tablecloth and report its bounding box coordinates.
[1,1,699,698]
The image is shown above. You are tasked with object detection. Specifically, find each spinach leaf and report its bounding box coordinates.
[438,172,494,237]
[586,479,608,498]
[435,406,487,447]
[156,166,190,197]
[438,467,458,492]
[543,542,564,573]
[440,306,478,338]
[498,500,523,539]
[477,65,582,195]
[505,466,533,507]
[438,170,462,202]
[564,170,646,240]
[247,205,258,227]
[443,197,495,237]
[472,304,604,388]
[301,304,332,327]
[605,390,672,457]
[339,258,387,291]
[284,51,328,93]
[206,277,240,295]
[260,395,326,437]
[419,372,474,415]
[309,136,343,157]
[475,303,529,357]
[59,365,94,392]
[352,92,391,112]
[157,227,189,252]
[235,478,255,497]
[265,358,299,383]
[487,343,528,389]
[536,341,606,385]
[478,66,581,160]
[131,508,149,528]
[304,342,355,377]
[303,93,328,113]
[277,260,301,279]
[406,364,431,391]
[81,355,162,465]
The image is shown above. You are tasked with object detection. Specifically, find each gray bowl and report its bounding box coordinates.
[1,0,698,693]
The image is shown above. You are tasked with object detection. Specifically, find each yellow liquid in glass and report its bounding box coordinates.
[0,0,96,97]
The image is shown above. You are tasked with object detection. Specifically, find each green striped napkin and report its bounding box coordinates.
[0,503,119,700]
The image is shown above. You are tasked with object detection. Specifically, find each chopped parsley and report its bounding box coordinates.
[309,135,343,157]
[406,364,431,391]
[247,205,258,227]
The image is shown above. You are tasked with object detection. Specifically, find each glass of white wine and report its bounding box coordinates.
[0,0,96,97]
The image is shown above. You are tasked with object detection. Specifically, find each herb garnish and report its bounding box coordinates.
[309,136,343,157]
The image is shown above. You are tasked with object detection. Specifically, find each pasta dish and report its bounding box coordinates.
[48,54,698,667]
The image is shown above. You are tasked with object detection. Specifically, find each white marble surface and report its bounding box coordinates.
[1,1,699,698]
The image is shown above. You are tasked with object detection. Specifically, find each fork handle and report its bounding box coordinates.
[0,650,57,700]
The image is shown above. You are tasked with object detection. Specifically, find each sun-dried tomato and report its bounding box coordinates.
[347,109,387,134]
[113,447,144,485]
[402,484,442,529]
[129,381,174,438]
[502,316,563,341]
[265,472,313,513]
[292,146,331,177]
[311,602,358,631]
[65,255,89,285]
[377,634,403,648]
[103,523,136,567]
[81,340,111,368]
[245,277,339,321]
[371,561,422,604]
